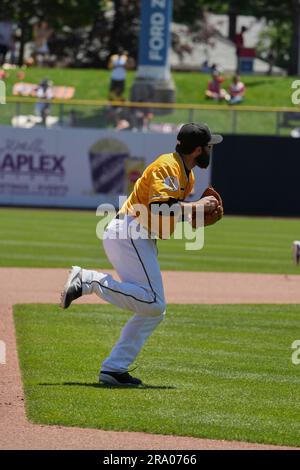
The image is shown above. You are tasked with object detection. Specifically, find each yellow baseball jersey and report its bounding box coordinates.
[119,152,195,236]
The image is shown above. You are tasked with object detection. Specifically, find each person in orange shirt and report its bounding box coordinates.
[60,123,223,386]
[205,71,229,101]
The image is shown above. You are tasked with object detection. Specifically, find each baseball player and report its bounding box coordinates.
[60,123,223,386]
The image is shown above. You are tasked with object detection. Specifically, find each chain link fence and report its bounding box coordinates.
[2,98,300,137]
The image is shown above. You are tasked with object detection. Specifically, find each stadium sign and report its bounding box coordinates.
[137,0,173,80]
[0,126,207,208]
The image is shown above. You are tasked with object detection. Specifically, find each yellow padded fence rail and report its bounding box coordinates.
[5,97,300,113]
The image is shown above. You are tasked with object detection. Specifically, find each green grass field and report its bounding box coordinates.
[1,67,298,134]
[1,208,300,274]
[14,303,300,447]
[3,68,295,106]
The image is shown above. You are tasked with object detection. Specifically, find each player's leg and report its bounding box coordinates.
[100,313,164,386]
[61,217,165,316]
[292,241,300,265]
[99,220,165,384]
[60,217,166,385]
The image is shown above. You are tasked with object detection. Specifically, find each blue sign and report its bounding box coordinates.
[138,0,173,67]
[239,58,254,73]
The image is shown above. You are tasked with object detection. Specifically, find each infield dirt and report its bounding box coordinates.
[1,268,299,450]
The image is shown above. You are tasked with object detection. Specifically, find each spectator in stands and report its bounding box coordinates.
[33,21,53,67]
[0,35,8,65]
[115,118,131,131]
[129,107,154,132]
[267,51,275,76]
[9,33,18,65]
[113,105,153,132]
[0,21,13,65]
[0,69,8,79]
[35,78,53,125]
[200,61,222,75]
[211,63,222,74]
[200,60,211,73]
[234,26,247,51]
[205,70,229,102]
[234,26,247,73]
[108,48,129,100]
[226,75,245,105]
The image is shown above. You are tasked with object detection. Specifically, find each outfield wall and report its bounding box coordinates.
[0,126,208,209]
[1,126,299,216]
[212,135,300,217]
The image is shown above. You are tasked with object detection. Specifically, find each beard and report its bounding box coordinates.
[195,148,211,169]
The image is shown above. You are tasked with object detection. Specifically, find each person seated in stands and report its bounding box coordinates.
[205,71,229,101]
[226,75,245,105]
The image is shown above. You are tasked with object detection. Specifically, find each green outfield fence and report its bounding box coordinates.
[2,97,300,136]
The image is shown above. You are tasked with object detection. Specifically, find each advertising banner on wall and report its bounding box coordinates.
[0,126,210,209]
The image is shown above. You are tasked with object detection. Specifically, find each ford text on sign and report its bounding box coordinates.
[138,0,173,67]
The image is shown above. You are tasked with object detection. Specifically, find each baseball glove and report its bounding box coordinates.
[191,186,224,229]
[201,186,223,208]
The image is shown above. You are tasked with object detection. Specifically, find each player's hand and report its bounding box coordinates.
[196,196,219,213]
[190,192,223,229]
[204,204,224,226]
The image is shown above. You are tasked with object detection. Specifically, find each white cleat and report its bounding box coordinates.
[60,266,82,309]
[292,241,300,266]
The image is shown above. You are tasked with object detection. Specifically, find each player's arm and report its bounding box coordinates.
[180,197,218,221]
[148,166,184,239]
[108,55,114,70]
[149,198,181,239]
[150,198,215,221]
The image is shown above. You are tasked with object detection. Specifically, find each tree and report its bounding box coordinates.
[173,0,204,25]
[0,0,102,65]
[256,19,292,71]
[206,0,299,75]
[1,0,299,73]
[107,0,140,59]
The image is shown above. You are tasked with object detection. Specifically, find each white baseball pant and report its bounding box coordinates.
[81,216,166,372]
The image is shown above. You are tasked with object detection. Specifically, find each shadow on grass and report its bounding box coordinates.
[244,80,275,88]
[39,382,177,390]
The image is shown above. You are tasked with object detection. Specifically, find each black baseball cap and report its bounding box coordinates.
[177,123,223,153]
